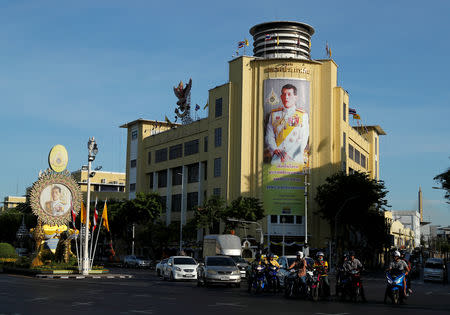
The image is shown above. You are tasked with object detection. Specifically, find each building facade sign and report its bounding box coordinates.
[263,78,310,215]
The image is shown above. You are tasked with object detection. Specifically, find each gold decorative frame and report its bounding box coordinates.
[30,169,82,226]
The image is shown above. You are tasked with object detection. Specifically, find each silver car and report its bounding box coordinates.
[197,256,241,287]
[423,258,447,283]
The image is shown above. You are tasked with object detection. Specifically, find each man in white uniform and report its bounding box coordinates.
[265,84,309,165]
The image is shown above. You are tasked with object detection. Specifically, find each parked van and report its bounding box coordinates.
[423,258,447,283]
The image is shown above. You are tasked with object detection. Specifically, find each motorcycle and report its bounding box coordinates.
[384,272,407,305]
[311,267,329,301]
[266,265,280,293]
[284,270,300,299]
[250,265,266,294]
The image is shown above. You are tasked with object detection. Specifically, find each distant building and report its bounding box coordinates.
[71,168,127,201]
[385,211,415,250]
[1,196,26,212]
[391,211,421,248]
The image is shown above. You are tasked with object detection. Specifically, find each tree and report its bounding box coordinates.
[222,196,265,232]
[434,167,450,201]
[314,171,390,267]
[195,196,225,234]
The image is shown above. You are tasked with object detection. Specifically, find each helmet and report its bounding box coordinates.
[393,250,401,257]
[349,251,355,257]
[268,253,274,259]
[343,252,350,259]
[316,252,324,258]
[296,251,304,259]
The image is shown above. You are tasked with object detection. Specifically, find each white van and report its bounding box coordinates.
[423,258,446,283]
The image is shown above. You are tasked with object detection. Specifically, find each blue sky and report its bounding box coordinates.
[1,0,449,225]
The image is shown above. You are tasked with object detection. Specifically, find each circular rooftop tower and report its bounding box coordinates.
[249,21,315,60]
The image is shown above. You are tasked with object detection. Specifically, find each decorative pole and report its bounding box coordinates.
[82,137,98,275]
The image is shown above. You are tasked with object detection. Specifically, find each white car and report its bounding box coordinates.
[156,258,168,277]
[424,258,447,283]
[163,256,198,281]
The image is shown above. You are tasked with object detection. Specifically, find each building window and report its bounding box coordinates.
[184,139,199,156]
[375,137,378,155]
[171,167,182,186]
[213,188,221,196]
[148,151,151,165]
[203,161,207,180]
[343,132,346,154]
[270,215,278,223]
[149,173,153,189]
[349,168,355,174]
[296,216,303,224]
[355,149,361,164]
[160,197,167,213]
[187,192,199,211]
[130,159,137,168]
[348,144,354,160]
[361,154,366,168]
[158,170,167,188]
[131,130,138,140]
[215,98,222,118]
[214,128,222,147]
[169,144,183,160]
[187,163,199,183]
[171,194,182,212]
[130,183,136,192]
[280,215,294,224]
[204,136,208,152]
[155,148,168,163]
[214,158,221,177]
[343,103,347,122]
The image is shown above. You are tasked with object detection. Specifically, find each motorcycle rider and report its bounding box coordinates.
[400,250,412,295]
[264,253,281,291]
[248,253,265,292]
[386,250,410,300]
[343,251,367,302]
[313,251,330,298]
[289,251,307,292]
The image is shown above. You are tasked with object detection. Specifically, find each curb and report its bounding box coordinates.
[36,274,133,279]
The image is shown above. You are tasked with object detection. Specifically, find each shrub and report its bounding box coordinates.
[0,243,18,259]
[40,249,55,262]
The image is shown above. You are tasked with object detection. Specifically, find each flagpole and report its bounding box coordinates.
[90,215,104,269]
[74,230,80,270]
[79,222,84,271]
[89,198,98,263]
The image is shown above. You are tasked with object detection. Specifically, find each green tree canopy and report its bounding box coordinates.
[314,171,390,266]
[434,167,450,201]
[222,196,265,232]
[195,196,225,234]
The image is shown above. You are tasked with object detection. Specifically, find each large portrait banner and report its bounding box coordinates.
[30,169,81,226]
[263,78,310,216]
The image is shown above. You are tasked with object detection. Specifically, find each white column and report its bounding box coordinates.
[181,165,187,225]
[153,172,158,193]
[166,169,172,226]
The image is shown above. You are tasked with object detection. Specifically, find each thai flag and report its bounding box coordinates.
[237,41,245,48]
[195,104,200,111]
[71,201,77,229]
[349,108,357,115]
[265,34,272,41]
[93,198,99,231]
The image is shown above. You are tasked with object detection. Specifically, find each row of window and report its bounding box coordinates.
[149,159,221,189]
[270,215,303,224]
[348,144,367,168]
[148,128,222,165]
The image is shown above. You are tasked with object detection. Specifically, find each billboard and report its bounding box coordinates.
[263,78,310,215]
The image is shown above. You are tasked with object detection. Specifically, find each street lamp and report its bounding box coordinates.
[82,137,98,275]
[176,171,185,254]
[282,216,286,256]
[227,218,263,254]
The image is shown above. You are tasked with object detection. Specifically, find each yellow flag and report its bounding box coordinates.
[277,36,279,46]
[102,200,110,232]
[353,114,361,120]
[203,103,208,110]
[80,201,86,224]
[245,39,249,46]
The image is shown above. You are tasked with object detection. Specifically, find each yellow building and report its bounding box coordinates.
[121,21,386,249]
[71,169,127,201]
[385,211,415,251]
[1,196,26,212]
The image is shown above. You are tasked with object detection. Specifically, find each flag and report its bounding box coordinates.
[353,114,361,120]
[349,108,357,115]
[102,199,110,232]
[329,48,332,58]
[203,102,208,110]
[80,200,86,224]
[326,42,329,57]
[238,41,245,48]
[276,36,279,46]
[265,34,272,41]
[309,40,311,49]
[71,201,77,229]
[195,104,200,111]
[298,37,301,45]
[245,39,249,46]
[93,197,99,231]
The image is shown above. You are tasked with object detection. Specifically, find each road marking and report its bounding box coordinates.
[159,297,176,300]
[316,313,350,315]
[208,302,246,308]
[133,294,152,297]
[27,297,49,302]
[128,310,153,314]
[72,302,93,306]
[425,291,433,295]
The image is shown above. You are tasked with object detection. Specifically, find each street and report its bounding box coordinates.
[0,269,449,314]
